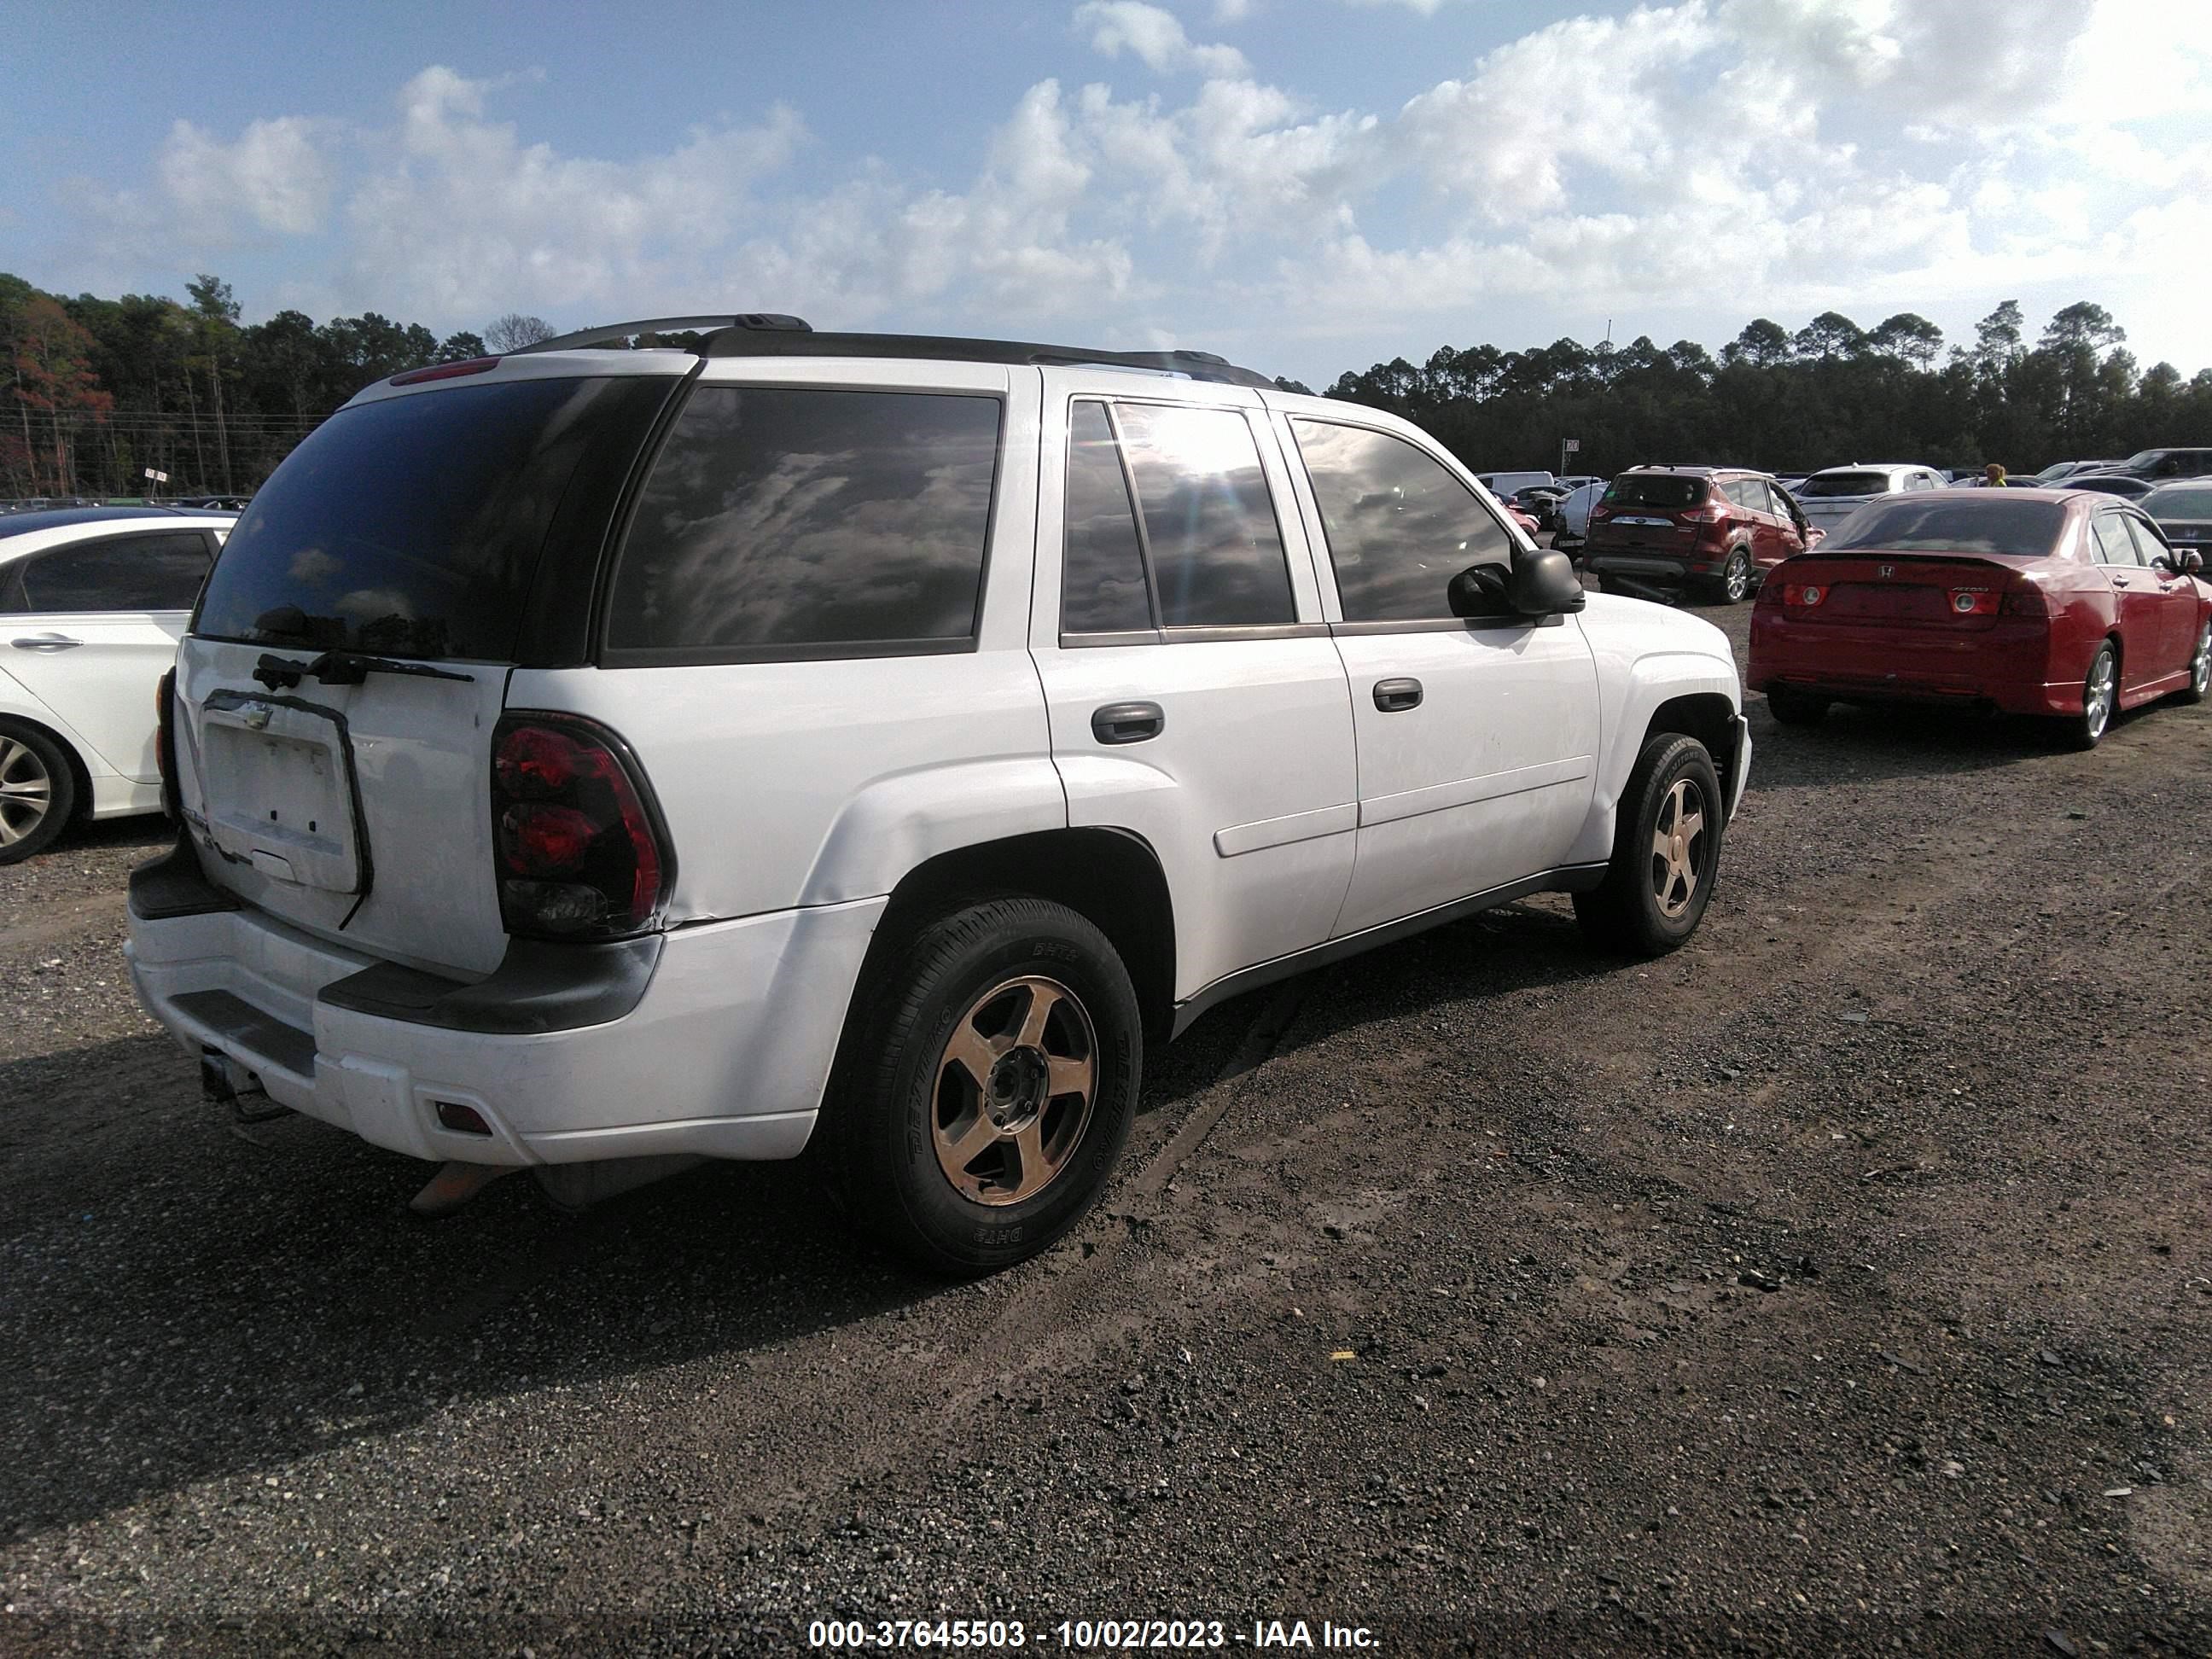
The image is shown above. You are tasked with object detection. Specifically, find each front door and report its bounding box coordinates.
[2123,513,2199,676]
[2,528,215,778]
[2089,510,2168,694]
[1278,412,1600,938]
[1029,381,1358,1002]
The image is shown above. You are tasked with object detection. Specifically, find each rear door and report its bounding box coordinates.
[173,367,678,977]
[1029,377,1357,1000]
[2,527,214,778]
[1280,411,1598,937]
[2087,509,2166,693]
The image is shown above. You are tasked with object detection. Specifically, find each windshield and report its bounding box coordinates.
[1824,498,2066,558]
[1797,471,1895,498]
[1604,474,1707,509]
[2145,486,2212,517]
[196,375,669,661]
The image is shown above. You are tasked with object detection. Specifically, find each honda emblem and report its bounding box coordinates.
[1877,564,1895,578]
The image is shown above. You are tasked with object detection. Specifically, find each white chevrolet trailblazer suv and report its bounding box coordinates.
[126,316,1749,1272]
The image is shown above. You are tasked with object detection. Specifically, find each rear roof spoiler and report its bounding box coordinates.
[513,312,1276,390]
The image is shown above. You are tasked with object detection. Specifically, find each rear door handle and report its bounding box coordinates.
[2110,577,2132,588]
[1091,701,1164,744]
[1373,677,1423,712]
[10,633,83,651]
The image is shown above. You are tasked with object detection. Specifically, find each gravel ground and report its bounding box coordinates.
[3,604,2209,1656]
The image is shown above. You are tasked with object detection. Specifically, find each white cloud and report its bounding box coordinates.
[159,115,334,236]
[43,0,2212,378]
[1076,2,1251,77]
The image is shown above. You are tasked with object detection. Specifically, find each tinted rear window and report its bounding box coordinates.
[1113,403,1293,628]
[1604,474,1707,509]
[604,387,1002,660]
[196,376,667,661]
[1825,498,2066,557]
[8,532,210,614]
[1797,472,1894,498]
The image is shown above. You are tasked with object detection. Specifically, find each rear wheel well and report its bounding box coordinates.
[860,829,1178,1047]
[0,713,92,824]
[1644,694,1739,816]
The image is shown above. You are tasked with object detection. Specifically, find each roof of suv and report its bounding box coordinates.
[1619,464,1769,478]
[509,312,1279,390]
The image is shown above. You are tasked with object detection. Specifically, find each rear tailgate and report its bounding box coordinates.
[172,643,512,975]
[170,363,682,978]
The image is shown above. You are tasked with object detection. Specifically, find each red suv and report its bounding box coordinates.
[1582,466,1821,604]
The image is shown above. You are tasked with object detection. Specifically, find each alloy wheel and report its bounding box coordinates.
[931,975,1098,1207]
[0,736,55,849]
[1723,551,1751,603]
[1648,777,1708,918]
[2084,649,2116,741]
[2192,624,2210,698]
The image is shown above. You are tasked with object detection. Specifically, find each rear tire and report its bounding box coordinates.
[1575,733,1725,957]
[1710,547,1753,605]
[0,719,75,865]
[1766,686,1829,727]
[2063,640,2118,749]
[830,895,1141,1275]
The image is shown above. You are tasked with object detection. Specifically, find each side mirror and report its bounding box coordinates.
[1447,563,1512,619]
[2181,549,2205,574]
[1508,549,1586,616]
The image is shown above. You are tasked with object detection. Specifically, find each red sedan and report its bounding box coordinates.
[1749,489,2212,748]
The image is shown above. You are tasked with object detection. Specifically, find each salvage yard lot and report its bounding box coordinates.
[3,602,2209,1651]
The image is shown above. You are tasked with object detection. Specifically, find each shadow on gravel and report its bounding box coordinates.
[0,892,1623,1537]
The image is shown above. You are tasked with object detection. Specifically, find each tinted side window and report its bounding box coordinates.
[1114,403,1294,628]
[607,387,1001,658]
[14,532,211,613]
[1291,419,1511,622]
[1062,402,1152,633]
[2091,515,2140,565]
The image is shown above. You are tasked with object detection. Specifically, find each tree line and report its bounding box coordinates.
[4,270,2207,500]
[0,271,555,498]
[1318,302,2211,481]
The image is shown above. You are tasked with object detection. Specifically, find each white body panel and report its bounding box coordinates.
[1330,620,1599,935]
[127,351,1749,1180]
[1794,464,1947,534]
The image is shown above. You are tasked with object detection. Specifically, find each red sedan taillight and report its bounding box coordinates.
[491,713,672,940]
[2000,582,2050,617]
[1948,588,2000,616]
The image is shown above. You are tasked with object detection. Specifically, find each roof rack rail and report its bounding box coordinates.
[697,328,1275,389]
[514,314,812,354]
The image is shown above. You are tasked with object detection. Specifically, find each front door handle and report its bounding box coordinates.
[10,633,83,652]
[1091,701,1165,745]
[1373,677,1423,712]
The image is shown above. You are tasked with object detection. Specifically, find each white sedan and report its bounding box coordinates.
[0,507,234,861]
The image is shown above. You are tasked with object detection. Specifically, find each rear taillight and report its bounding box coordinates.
[154,668,179,821]
[491,713,672,940]
[1784,583,1826,608]
[2000,583,2050,617]
[1948,588,1999,616]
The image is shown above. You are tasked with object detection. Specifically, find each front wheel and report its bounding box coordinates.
[830,896,1141,1275]
[2063,640,2118,749]
[1575,733,1726,956]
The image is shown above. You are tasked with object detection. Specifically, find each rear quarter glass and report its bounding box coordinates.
[194,375,674,663]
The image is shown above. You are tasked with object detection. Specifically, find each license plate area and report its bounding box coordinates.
[199,692,365,894]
